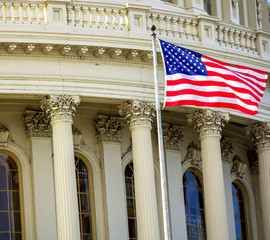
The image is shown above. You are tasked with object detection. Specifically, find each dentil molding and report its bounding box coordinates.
[40,95,80,122]
[188,109,230,138]
[94,115,124,143]
[119,100,155,128]
[24,110,52,138]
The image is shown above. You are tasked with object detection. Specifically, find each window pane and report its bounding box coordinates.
[0,165,7,190]
[0,212,9,231]
[0,233,9,240]
[0,191,8,211]
[9,191,20,211]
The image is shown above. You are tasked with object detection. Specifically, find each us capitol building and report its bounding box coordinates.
[0,0,269,240]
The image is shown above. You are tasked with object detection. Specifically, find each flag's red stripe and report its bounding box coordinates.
[165,100,257,115]
[166,89,258,106]
[203,55,268,76]
[166,79,261,101]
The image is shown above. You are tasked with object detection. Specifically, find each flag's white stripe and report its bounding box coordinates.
[166,95,258,111]
[236,72,267,87]
[166,74,263,99]
[202,57,267,79]
[166,84,259,103]
[206,66,266,91]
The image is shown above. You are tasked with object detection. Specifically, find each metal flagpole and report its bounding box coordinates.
[151,25,171,240]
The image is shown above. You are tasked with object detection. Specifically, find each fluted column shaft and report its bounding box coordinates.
[189,110,229,240]
[250,122,270,239]
[119,100,160,240]
[41,95,81,240]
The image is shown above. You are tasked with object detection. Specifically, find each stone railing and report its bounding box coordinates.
[0,0,269,60]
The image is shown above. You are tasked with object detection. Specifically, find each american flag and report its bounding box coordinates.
[159,39,268,115]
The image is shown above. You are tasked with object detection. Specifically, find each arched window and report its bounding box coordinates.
[204,0,211,15]
[75,155,95,240]
[183,170,206,240]
[232,182,248,240]
[0,152,22,240]
[125,162,137,240]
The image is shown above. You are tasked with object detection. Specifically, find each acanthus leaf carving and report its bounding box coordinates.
[72,126,83,149]
[221,137,233,163]
[184,141,201,166]
[248,150,259,175]
[162,123,183,151]
[231,155,246,178]
[249,122,270,151]
[0,123,10,147]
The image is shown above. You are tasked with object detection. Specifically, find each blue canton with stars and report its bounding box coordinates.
[159,39,208,76]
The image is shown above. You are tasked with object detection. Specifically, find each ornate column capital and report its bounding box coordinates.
[188,109,229,138]
[162,123,183,151]
[249,122,270,151]
[119,100,155,128]
[24,110,52,138]
[40,95,80,122]
[94,115,124,143]
[221,137,233,163]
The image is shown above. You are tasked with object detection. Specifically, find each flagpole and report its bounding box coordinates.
[151,25,171,240]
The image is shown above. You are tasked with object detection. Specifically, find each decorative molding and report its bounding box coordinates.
[249,122,270,151]
[221,137,233,163]
[24,110,51,138]
[0,123,10,147]
[119,100,155,128]
[162,123,183,151]
[40,95,80,122]
[183,141,201,166]
[188,109,229,138]
[94,115,124,143]
[72,126,83,149]
[231,155,246,178]
[248,150,259,175]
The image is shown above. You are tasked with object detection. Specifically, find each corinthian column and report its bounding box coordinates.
[250,122,270,239]
[119,100,160,240]
[188,109,230,240]
[41,95,81,240]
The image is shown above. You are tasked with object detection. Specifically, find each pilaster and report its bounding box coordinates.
[188,109,230,240]
[119,100,160,240]
[250,122,270,239]
[162,123,187,240]
[41,95,81,240]
[24,110,57,240]
[94,115,128,240]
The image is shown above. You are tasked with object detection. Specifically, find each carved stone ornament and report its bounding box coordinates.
[40,95,80,122]
[188,109,229,138]
[24,110,52,138]
[0,123,9,147]
[221,137,233,163]
[248,150,259,175]
[94,115,124,143]
[72,126,83,149]
[249,122,270,151]
[162,123,183,151]
[119,100,155,128]
[231,155,246,178]
[184,141,201,166]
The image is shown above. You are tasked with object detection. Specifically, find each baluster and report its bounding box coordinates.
[119,9,127,30]
[184,19,191,39]
[5,3,12,23]
[165,16,172,37]
[217,25,223,45]
[105,9,113,29]
[13,3,21,23]
[90,7,97,28]
[171,17,177,37]
[178,18,184,38]
[30,4,37,24]
[157,15,165,36]
[38,4,45,24]
[234,30,240,49]
[245,33,251,51]
[82,7,89,27]
[191,20,198,39]
[0,3,3,22]
[67,5,73,25]
[250,34,256,52]
[112,9,120,30]
[22,3,29,24]
[239,31,245,49]
[97,8,105,29]
[146,13,151,31]
[228,28,234,47]
[223,27,229,46]
[74,6,81,26]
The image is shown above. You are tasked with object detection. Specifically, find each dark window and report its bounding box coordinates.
[204,0,211,15]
